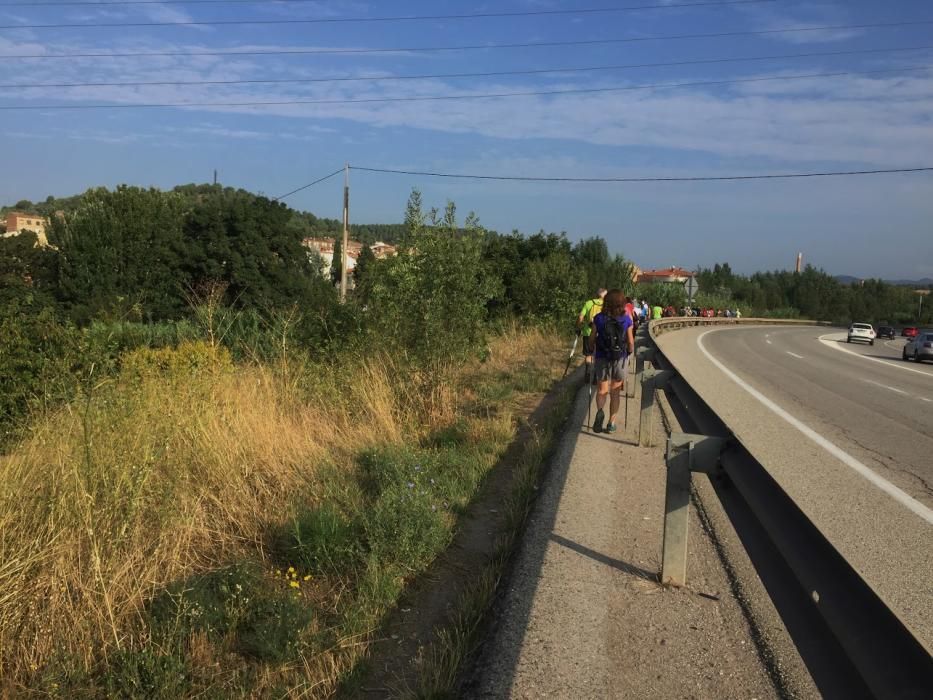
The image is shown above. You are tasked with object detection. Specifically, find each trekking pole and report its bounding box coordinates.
[562,334,580,379]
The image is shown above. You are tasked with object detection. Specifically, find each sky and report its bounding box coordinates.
[1,0,932,279]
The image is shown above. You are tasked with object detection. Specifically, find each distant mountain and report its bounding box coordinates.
[834,275,933,287]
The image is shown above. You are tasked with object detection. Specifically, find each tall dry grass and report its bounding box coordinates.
[0,327,563,689]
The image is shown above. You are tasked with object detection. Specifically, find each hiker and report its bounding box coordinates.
[576,287,607,383]
[625,297,638,332]
[651,303,663,320]
[589,289,635,434]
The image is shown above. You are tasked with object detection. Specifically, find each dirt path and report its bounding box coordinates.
[463,376,790,699]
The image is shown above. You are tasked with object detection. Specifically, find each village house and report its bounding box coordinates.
[302,237,397,278]
[635,266,696,285]
[3,211,49,246]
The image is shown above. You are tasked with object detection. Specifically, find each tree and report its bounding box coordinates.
[330,235,343,286]
[364,191,499,365]
[512,252,586,324]
[353,244,376,303]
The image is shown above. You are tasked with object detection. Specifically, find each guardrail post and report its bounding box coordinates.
[662,433,726,586]
[638,368,672,447]
[634,345,653,400]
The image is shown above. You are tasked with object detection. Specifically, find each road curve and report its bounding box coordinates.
[656,324,933,653]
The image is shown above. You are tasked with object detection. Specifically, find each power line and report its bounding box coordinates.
[0,0,778,30]
[272,167,343,201]
[5,20,929,61]
[5,45,931,89]
[349,165,933,183]
[6,0,348,5]
[0,65,928,110]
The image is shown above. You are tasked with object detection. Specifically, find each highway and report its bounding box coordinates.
[656,324,933,653]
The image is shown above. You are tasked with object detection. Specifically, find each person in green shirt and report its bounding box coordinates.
[576,288,606,383]
[651,304,663,320]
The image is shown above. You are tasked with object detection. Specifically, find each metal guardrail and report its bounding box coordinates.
[636,317,933,700]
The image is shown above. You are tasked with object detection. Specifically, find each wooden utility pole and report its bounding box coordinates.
[340,163,350,302]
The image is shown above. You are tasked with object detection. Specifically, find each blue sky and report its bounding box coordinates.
[1,0,932,278]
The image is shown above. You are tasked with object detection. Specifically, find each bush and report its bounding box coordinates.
[358,448,451,570]
[120,340,233,380]
[0,302,81,448]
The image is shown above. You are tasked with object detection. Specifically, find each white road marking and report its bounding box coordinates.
[697,330,933,525]
[786,351,804,359]
[863,379,908,395]
[765,339,772,345]
[818,333,933,379]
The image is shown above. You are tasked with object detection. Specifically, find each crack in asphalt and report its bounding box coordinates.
[838,427,933,500]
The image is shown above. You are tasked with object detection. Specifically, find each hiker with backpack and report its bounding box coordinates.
[589,289,635,434]
[576,287,607,384]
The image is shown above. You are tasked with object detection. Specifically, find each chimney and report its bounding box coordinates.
[795,252,803,273]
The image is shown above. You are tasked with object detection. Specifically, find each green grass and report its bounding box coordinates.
[1,327,566,697]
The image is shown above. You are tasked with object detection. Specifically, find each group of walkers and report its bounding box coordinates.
[572,288,743,435]
[574,288,636,434]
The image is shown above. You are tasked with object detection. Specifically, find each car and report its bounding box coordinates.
[847,322,876,345]
[902,326,919,338]
[903,332,933,362]
[877,325,896,339]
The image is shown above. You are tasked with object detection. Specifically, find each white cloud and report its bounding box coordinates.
[3,33,933,170]
[737,1,864,44]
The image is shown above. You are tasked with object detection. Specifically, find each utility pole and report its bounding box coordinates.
[340,163,350,302]
[917,289,930,321]
[213,169,218,185]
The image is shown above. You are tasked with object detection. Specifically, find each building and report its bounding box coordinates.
[3,211,49,246]
[302,237,397,278]
[635,266,695,285]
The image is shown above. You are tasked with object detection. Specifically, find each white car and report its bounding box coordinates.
[847,323,875,345]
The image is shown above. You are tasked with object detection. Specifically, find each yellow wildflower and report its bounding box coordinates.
[287,566,295,573]
[289,581,300,589]
[303,574,312,581]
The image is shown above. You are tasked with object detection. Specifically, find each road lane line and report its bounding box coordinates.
[786,351,804,359]
[863,379,908,395]
[818,333,933,379]
[765,339,772,345]
[922,397,932,403]
[697,330,933,525]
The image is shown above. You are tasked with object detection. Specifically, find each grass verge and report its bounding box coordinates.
[0,325,569,697]
[399,380,578,699]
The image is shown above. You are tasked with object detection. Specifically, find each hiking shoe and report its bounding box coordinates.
[605,423,617,434]
[593,409,605,433]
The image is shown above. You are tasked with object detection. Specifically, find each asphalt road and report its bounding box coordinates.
[656,324,933,653]
[705,326,933,505]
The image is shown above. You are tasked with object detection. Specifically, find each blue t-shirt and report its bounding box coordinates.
[592,312,633,360]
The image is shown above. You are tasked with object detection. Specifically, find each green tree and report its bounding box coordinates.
[353,244,377,303]
[512,252,586,324]
[330,236,343,287]
[365,191,499,365]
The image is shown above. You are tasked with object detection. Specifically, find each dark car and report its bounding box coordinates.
[877,325,896,339]
[903,327,919,338]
